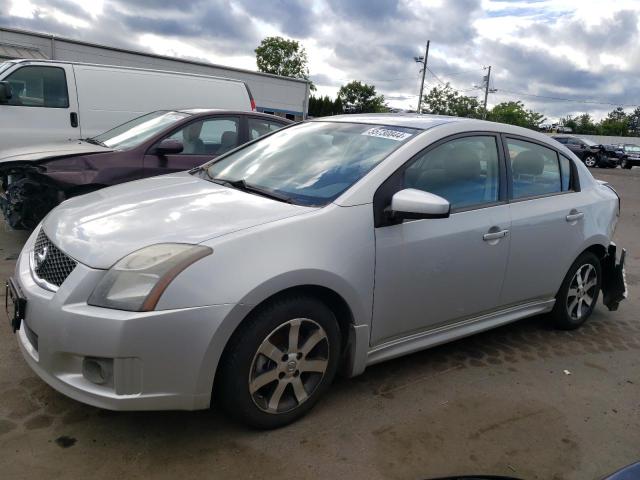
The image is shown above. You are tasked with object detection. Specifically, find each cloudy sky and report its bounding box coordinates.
[2,0,639,121]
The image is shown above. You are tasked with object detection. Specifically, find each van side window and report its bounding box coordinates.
[3,66,69,108]
[507,138,562,198]
[404,136,500,210]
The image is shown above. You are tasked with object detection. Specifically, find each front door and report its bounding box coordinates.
[144,116,241,176]
[0,62,80,149]
[371,134,511,345]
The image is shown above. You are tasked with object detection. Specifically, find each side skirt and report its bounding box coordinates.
[366,298,555,368]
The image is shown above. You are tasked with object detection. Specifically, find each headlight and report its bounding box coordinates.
[88,243,212,311]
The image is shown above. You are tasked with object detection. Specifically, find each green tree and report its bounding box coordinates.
[560,115,578,133]
[255,36,315,90]
[421,83,481,118]
[576,113,597,134]
[337,81,387,113]
[487,101,545,129]
[597,107,629,136]
[628,106,640,135]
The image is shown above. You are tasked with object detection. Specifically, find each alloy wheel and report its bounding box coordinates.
[584,156,597,168]
[566,264,598,320]
[249,318,329,414]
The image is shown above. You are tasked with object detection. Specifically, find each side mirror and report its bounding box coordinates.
[0,81,12,103]
[155,138,183,155]
[390,188,450,220]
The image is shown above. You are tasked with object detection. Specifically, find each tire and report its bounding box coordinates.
[216,295,341,429]
[583,155,597,168]
[621,159,632,170]
[550,252,601,330]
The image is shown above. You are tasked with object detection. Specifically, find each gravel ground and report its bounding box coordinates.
[0,167,638,480]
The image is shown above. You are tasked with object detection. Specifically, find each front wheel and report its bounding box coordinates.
[216,295,341,429]
[621,159,632,169]
[583,155,598,168]
[550,252,601,330]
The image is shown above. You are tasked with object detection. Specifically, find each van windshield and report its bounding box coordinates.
[204,121,420,206]
[92,110,190,150]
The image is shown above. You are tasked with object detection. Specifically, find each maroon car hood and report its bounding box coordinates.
[0,141,113,163]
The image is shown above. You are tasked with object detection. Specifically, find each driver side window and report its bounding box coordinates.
[403,136,501,210]
[167,117,239,155]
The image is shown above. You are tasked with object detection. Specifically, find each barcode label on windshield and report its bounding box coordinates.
[362,127,412,141]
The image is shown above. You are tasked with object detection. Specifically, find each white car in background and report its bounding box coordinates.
[8,114,627,428]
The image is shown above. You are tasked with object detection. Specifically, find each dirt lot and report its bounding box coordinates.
[0,168,638,480]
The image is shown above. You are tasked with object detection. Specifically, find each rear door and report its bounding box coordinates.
[143,115,241,177]
[501,136,585,305]
[0,62,79,148]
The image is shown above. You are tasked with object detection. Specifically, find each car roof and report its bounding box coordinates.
[312,113,460,130]
[177,109,293,123]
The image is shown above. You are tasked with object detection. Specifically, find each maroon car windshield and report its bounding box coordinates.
[92,110,190,150]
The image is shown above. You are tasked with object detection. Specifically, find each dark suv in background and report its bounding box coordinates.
[552,135,619,168]
[618,144,640,169]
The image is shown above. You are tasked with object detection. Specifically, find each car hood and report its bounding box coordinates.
[0,141,112,163]
[42,172,315,269]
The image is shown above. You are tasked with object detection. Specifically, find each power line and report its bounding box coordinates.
[493,89,639,108]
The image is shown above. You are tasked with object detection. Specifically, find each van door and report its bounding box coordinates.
[0,62,80,149]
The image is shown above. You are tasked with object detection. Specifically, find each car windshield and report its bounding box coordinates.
[92,110,191,150]
[204,121,420,206]
[625,144,640,152]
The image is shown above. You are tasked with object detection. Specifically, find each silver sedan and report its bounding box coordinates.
[8,114,627,428]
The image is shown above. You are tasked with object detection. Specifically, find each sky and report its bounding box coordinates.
[2,0,640,122]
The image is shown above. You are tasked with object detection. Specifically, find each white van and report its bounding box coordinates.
[0,59,255,150]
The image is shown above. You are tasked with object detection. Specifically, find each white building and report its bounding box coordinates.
[0,26,310,121]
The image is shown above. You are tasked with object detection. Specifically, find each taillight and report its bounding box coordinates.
[244,82,256,111]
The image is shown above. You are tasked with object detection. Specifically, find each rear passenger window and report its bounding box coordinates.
[559,155,572,191]
[2,66,69,108]
[404,136,500,210]
[507,139,561,199]
[248,118,285,140]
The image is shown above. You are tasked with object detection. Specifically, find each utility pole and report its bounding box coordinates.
[415,41,430,114]
[482,65,492,119]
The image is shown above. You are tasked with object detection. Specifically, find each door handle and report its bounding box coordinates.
[70,112,78,128]
[566,211,584,222]
[483,229,509,241]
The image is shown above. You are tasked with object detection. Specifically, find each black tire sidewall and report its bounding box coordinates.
[216,295,341,429]
[552,252,601,330]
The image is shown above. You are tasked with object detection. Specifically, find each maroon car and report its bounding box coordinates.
[0,109,291,229]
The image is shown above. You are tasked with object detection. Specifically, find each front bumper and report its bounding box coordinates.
[602,243,627,311]
[11,234,239,411]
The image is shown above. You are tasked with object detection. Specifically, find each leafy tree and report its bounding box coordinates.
[576,113,597,134]
[421,83,481,118]
[628,107,640,135]
[255,36,315,90]
[487,101,545,129]
[560,115,578,133]
[597,107,629,136]
[337,81,387,113]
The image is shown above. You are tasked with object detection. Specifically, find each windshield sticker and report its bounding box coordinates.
[361,127,413,141]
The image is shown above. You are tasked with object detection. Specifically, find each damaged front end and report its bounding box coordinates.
[601,243,628,311]
[0,164,62,230]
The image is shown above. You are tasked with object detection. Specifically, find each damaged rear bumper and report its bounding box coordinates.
[602,243,627,311]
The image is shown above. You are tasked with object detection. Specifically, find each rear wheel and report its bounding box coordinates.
[550,252,601,330]
[216,295,341,429]
[583,155,598,168]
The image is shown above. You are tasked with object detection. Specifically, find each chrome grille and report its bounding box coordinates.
[31,229,77,290]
